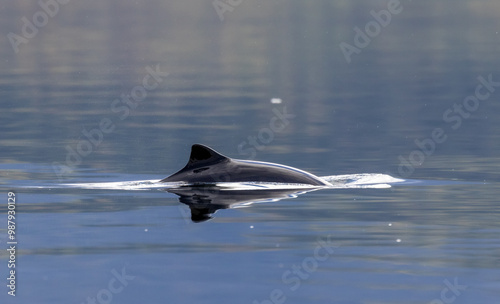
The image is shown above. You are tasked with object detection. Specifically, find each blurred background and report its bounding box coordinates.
[1,0,499,303]
[1,0,499,179]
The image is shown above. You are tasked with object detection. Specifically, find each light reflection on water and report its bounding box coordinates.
[1,0,500,303]
[1,169,500,303]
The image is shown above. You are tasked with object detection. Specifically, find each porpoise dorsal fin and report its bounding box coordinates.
[185,144,228,169]
[161,144,330,186]
[160,144,229,183]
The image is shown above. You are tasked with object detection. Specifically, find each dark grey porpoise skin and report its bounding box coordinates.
[160,144,331,186]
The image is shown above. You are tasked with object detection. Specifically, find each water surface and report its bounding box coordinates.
[1,1,500,303]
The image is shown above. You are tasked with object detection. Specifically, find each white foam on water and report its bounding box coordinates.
[52,173,404,191]
[321,173,405,189]
[59,179,169,190]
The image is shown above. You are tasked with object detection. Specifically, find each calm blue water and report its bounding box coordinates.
[1,1,500,303]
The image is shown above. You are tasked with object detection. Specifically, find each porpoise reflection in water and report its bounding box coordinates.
[168,186,315,223]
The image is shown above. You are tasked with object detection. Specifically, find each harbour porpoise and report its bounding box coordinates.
[160,144,331,186]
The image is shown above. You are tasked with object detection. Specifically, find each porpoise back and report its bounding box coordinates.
[160,144,331,186]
